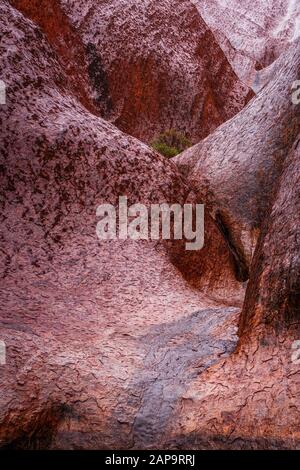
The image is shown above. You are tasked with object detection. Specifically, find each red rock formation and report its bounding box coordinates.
[0,0,299,450]
[9,0,97,114]
[239,136,300,339]
[165,135,300,450]
[175,38,300,275]
[194,0,300,86]
[10,0,253,143]
[0,0,243,449]
[166,30,300,452]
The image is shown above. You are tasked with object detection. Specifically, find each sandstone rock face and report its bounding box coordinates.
[0,0,299,450]
[175,38,300,276]
[165,136,300,450]
[194,0,300,86]
[9,0,98,115]
[239,137,300,338]
[10,0,253,143]
[0,0,243,449]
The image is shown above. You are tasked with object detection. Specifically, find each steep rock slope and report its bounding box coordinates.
[0,1,243,449]
[10,0,253,143]
[9,0,98,115]
[239,137,300,338]
[165,136,300,450]
[194,0,300,86]
[1,0,299,451]
[175,39,300,276]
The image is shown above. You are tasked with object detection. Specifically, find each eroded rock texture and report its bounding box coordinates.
[175,38,300,275]
[10,0,253,143]
[164,137,300,450]
[0,0,243,449]
[0,0,299,450]
[194,0,300,86]
[239,136,300,339]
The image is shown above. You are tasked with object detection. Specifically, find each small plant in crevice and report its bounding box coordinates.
[151,129,192,158]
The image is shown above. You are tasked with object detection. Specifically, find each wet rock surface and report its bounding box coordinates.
[0,0,299,450]
[175,38,300,273]
[0,0,242,449]
[194,0,300,85]
[10,0,253,143]
[165,138,300,449]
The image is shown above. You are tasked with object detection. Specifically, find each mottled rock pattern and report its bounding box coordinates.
[10,0,98,114]
[194,0,300,86]
[239,136,300,338]
[165,136,300,450]
[0,0,299,450]
[11,0,253,143]
[175,38,300,274]
[0,0,243,449]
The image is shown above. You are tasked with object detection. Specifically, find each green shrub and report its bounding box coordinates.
[151,129,192,158]
[151,141,179,158]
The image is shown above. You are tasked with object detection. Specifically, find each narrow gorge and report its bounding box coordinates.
[0,0,299,450]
